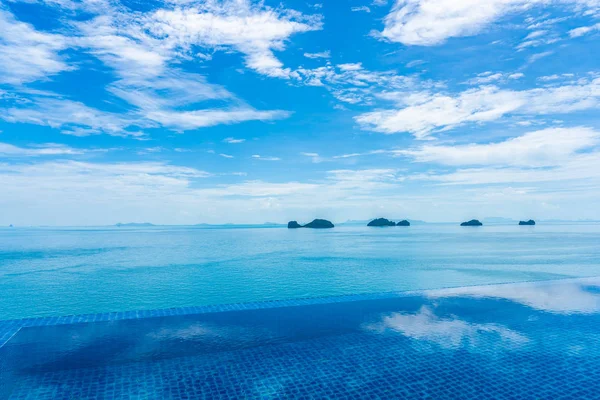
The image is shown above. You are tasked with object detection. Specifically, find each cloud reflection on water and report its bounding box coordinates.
[426,278,600,314]
[365,306,528,350]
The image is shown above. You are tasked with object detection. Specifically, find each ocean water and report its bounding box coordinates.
[1,224,600,320]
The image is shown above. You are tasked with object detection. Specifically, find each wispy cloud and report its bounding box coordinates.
[142,0,322,78]
[1,97,143,138]
[252,155,281,161]
[223,137,246,144]
[528,50,553,64]
[0,8,72,84]
[303,50,331,59]
[351,6,371,13]
[0,1,296,135]
[0,142,85,156]
[355,77,600,138]
[462,71,524,85]
[377,0,598,46]
[398,127,600,167]
[569,22,600,37]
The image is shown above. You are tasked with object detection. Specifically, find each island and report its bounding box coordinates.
[460,219,483,226]
[367,218,395,227]
[519,219,536,225]
[287,219,334,229]
[396,220,410,226]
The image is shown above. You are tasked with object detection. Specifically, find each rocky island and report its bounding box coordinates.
[396,220,410,226]
[519,220,536,225]
[287,219,334,229]
[460,219,483,226]
[367,218,396,227]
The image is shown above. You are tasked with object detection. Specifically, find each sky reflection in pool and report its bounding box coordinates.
[1,278,600,399]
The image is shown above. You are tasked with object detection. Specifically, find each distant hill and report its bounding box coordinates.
[115,223,155,227]
[342,219,427,225]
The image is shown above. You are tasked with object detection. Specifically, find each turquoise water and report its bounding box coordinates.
[1,224,600,320]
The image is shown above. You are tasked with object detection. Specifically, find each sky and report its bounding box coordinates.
[1,0,599,225]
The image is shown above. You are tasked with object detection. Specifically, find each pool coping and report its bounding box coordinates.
[2,276,599,349]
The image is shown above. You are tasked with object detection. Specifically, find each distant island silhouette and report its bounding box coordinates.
[460,219,483,226]
[367,218,395,227]
[116,223,155,227]
[367,218,411,227]
[288,219,334,229]
[519,220,536,225]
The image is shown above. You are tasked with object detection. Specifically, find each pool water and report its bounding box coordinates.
[2,278,600,399]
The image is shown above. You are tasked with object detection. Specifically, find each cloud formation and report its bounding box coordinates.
[356,77,600,138]
[378,0,600,46]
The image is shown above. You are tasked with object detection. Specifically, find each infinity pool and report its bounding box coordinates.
[1,278,600,399]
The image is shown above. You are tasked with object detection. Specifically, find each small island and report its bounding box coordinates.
[460,219,483,226]
[367,218,395,227]
[396,220,410,226]
[519,220,536,226]
[288,219,334,229]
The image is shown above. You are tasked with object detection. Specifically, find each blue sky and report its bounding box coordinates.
[1,0,599,225]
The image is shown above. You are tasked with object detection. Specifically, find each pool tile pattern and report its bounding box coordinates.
[2,277,600,399]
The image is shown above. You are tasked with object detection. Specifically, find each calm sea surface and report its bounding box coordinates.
[1,224,599,320]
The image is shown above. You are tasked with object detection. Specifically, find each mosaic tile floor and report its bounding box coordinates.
[2,278,600,399]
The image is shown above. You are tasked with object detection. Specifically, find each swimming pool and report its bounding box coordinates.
[2,277,599,399]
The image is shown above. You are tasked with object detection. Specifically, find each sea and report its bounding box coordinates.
[1,223,599,321]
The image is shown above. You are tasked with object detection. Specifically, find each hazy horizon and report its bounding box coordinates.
[5,217,600,228]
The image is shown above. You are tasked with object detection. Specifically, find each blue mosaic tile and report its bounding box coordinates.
[2,277,600,399]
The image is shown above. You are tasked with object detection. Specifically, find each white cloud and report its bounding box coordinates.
[378,0,598,46]
[337,63,363,71]
[0,142,85,156]
[223,137,246,144]
[528,50,553,64]
[143,1,322,78]
[0,2,295,135]
[327,168,400,183]
[0,8,72,84]
[462,71,523,85]
[524,29,548,39]
[351,6,371,13]
[294,62,424,105]
[219,153,234,158]
[303,50,331,59]
[252,155,281,161]
[71,9,292,132]
[399,127,600,167]
[411,150,600,186]
[569,22,600,37]
[405,59,425,68]
[145,109,289,131]
[1,97,143,138]
[355,77,600,138]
